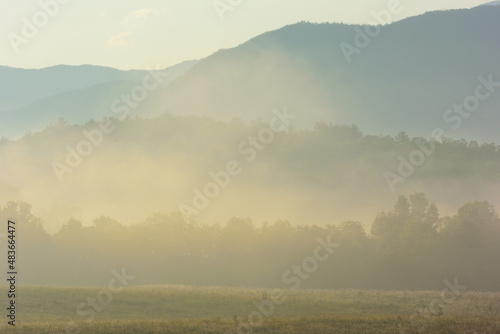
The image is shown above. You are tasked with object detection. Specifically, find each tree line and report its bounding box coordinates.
[2,193,499,291]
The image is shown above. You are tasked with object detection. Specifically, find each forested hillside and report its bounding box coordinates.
[1,113,499,232]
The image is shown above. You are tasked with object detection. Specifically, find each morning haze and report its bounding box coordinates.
[0,1,499,333]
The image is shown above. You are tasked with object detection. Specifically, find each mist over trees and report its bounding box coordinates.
[1,113,500,233]
[3,194,499,291]
[2,113,499,291]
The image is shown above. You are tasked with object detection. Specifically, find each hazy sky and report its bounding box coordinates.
[0,0,492,70]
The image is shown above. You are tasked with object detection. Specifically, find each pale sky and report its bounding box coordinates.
[0,0,492,70]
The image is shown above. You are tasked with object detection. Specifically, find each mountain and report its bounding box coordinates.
[2,6,500,142]
[481,1,500,6]
[1,5,500,232]
[0,60,197,138]
[151,6,500,142]
[0,64,145,111]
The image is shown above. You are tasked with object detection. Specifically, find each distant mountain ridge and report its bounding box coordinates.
[0,60,197,138]
[152,6,500,142]
[1,6,500,142]
[481,1,500,6]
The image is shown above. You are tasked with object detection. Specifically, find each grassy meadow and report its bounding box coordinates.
[0,285,499,333]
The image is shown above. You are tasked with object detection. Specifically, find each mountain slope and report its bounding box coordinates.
[2,6,500,142]
[0,60,197,138]
[0,64,145,111]
[152,6,500,142]
[481,1,500,6]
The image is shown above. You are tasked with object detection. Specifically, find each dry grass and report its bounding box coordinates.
[0,285,498,333]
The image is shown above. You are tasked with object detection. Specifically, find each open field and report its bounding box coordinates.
[0,285,499,333]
